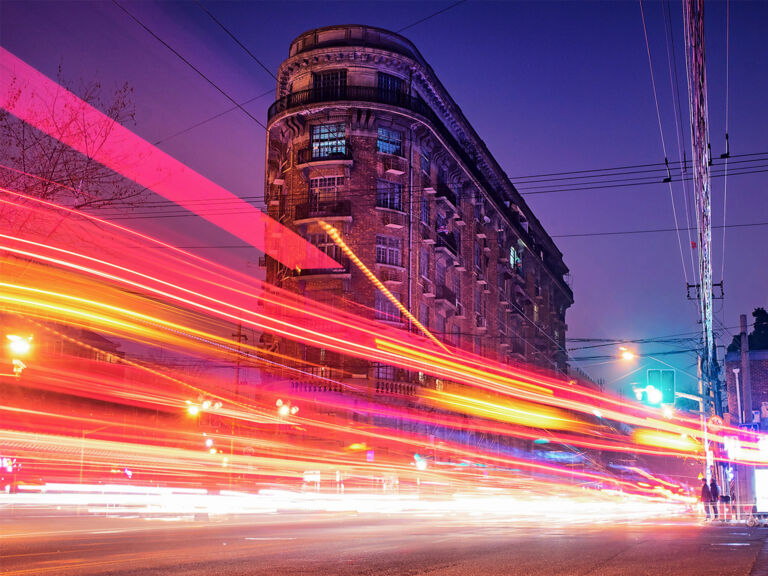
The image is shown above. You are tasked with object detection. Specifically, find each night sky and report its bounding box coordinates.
[2,0,767,395]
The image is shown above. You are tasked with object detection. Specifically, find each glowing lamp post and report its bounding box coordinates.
[6,334,32,379]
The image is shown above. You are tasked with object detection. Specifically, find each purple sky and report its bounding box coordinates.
[2,0,767,394]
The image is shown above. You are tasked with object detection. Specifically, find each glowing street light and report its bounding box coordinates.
[619,347,635,361]
[7,334,32,356]
[276,398,298,417]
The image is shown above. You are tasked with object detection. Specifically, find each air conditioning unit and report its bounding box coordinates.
[382,211,404,229]
[384,157,405,176]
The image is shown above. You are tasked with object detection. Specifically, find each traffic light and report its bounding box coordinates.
[660,370,675,404]
[647,369,675,404]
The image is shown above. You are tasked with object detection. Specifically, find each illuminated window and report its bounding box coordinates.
[310,123,346,158]
[377,127,403,156]
[376,235,402,266]
[376,180,402,211]
[375,291,401,322]
[510,245,521,268]
[533,304,540,323]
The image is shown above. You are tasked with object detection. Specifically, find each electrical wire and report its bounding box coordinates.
[639,0,689,285]
[194,1,278,81]
[663,0,698,284]
[720,0,730,285]
[112,0,268,131]
[397,0,468,33]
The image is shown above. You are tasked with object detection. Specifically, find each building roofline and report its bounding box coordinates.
[281,24,571,289]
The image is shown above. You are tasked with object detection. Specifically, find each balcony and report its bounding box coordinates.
[268,85,510,239]
[380,210,405,229]
[435,232,458,257]
[434,285,456,309]
[435,182,458,210]
[294,256,351,279]
[296,144,353,166]
[420,223,436,244]
[294,200,352,224]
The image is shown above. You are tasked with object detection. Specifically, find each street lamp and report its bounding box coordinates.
[6,334,32,379]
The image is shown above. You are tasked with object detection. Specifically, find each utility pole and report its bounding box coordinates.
[232,324,247,397]
[683,0,721,418]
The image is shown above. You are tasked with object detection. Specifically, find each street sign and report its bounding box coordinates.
[707,415,724,433]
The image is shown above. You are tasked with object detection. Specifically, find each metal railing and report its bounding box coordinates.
[294,199,352,221]
[296,144,353,164]
[436,232,458,256]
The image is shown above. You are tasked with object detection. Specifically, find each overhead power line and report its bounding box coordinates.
[194,1,278,81]
[397,0,468,33]
[639,0,689,285]
[112,0,268,131]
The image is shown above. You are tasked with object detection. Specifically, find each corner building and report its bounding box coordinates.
[264,25,573,388]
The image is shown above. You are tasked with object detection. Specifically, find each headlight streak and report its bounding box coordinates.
[0,49,761,517]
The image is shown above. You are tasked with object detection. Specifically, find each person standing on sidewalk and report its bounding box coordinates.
[710,478,721,521]
[701,478,712,520]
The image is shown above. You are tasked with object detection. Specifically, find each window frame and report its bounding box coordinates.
[376,127,403,156]
[376,179,403,212]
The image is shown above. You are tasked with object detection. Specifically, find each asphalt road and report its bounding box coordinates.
[2,512,767,576]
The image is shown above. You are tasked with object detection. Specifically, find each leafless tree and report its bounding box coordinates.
[0,66,148,210]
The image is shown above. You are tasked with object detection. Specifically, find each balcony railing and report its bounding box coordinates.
[294,255,351,277]
[294,199,352,221]
[434,285,456,305]
[269,86,432,121]
[435,182,458,209]
[436,232,458,256]
[296,144,353,164]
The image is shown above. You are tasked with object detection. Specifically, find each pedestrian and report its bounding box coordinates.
[710,478,720,521]
[701,478,712,520]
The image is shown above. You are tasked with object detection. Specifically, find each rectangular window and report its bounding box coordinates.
[313,69,347,96]
[377,72,404,96]
[510,245,521,268]
[419,304,429,329]
[474,243,482,270]
[373,362,396,381]
[420,149,430,175]
[310,123,346,158]
[376,180,402,211]
[377,127,403,156]
[375,291,401,322]
[533,304,540,323]
[453,274,461,303]
[435,314,446,338]
[420,196,430,225]
[436,259,446,287]
[376,235,402,266]
[420,247,429,279]
[436,211,446,231]
[451,325,460,347]
[309,176,344,209]
[306,233,343,262]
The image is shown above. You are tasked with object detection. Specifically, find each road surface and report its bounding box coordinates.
[2,511,767,575]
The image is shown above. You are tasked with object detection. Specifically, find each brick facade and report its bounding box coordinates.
[263,25,573,391]
[725,349,768,426]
